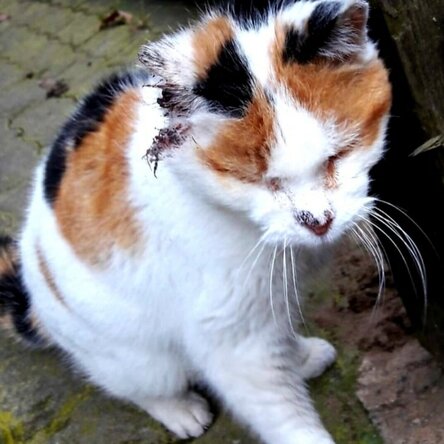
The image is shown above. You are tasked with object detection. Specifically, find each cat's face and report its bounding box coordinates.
[140,0,391,247]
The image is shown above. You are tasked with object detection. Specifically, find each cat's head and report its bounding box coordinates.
[139,0,391,247]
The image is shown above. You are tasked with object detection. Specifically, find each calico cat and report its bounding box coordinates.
[0,0,392,442]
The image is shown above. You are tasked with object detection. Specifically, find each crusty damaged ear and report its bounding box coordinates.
[139,15,253,118]
[139,31,202,117]
[138,31,197,88]
[284,0,370,64]
[139,14,235,86]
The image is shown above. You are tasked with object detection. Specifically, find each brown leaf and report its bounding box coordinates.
[0,13,11,22]
[410,135,444,157]
[99,10,133,30]
[38,78,69,99]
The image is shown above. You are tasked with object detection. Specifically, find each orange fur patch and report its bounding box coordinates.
[198,93,275,182]
[0,240,17,277]
[193,17,234,79]
[272,24,392,148]
[54,90,142,264]
[37,247,67,307]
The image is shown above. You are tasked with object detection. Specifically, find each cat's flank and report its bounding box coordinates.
[0,1,391,443]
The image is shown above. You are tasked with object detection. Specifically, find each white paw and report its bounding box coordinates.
[299,337,337,380]
[147,392,213,439]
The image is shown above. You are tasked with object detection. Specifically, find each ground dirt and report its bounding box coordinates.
[0,0,443,443]
[312,243,444,444]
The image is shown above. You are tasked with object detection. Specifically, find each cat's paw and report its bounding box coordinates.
[298,337,337,380]
[147,392,213,439]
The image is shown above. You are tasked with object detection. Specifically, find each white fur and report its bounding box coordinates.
[18,2,388,443]
[236,22,275,87]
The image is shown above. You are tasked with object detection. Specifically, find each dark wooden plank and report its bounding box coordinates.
[373,0,444,136]
[370,0,444,361]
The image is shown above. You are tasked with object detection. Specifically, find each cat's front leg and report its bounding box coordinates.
[198,338,335,444]
[296,336,337,380]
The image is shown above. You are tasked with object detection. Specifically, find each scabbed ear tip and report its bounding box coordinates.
[138,44,151,67]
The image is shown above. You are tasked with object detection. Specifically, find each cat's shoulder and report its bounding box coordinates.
[43,69,152,205]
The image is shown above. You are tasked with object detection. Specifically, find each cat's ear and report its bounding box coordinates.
[138,15,253,118]
[138,14,235,86]
[138,29,203,117]
[283,0,370,64]
[138,30,196,88]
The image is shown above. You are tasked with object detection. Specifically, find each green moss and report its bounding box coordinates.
[140,416,175,444]
[308,328,383,444]
[305,281,383,444]
[0,412,24,444]
[28,386,93,444]
[0,212,18,234]
[28,396,53,418]
[313,364,382,443]
[195,412,255,444]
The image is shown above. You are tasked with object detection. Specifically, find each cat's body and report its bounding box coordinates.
[0,1,391,443]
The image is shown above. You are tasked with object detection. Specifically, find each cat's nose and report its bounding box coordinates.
[297,211,334,236]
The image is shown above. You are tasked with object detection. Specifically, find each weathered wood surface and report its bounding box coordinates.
[375,0,444,137]
[370,0,444,361]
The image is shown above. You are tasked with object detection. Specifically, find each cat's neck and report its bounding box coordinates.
[153,168,262,259]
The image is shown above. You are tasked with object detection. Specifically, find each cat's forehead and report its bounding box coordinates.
[139,0,391,183]
[185,0,388,123]
[192,0,373,80]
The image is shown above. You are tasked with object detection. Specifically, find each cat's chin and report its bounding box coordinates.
[291,235,340,250]
[264,230,342,250]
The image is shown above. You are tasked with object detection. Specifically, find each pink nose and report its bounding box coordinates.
[297,211,334,236]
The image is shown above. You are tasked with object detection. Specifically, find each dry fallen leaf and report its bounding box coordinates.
[38,78,69,99]
[99,10,133,30]
[410,135,444,157]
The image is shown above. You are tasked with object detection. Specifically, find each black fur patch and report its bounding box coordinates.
[283,1,341,64]
[228,0,276,23]
[227,0,309,25]
[0,236,42,344]
[44,70,150,204]
[193,39,253,118]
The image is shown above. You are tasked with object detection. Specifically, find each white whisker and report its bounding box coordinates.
[242,239,267,289]
[240,236,266,268]
[283,241,298,339]
[351,222,386,320]
[269,245,278,325]
[371,208,427,302]
[374,198,435,252]
[363,216,416,288]
[354,221,387,321]
[373,207,427,281]
[356,220,386,298]
[290,247,306,329]
[352,201,429,324]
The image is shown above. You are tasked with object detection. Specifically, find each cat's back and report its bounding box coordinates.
[16,69,182,346]
[18,69,164,309]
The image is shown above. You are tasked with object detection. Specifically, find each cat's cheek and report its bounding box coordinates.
[331,195,371,236]
[173,157,265,213]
